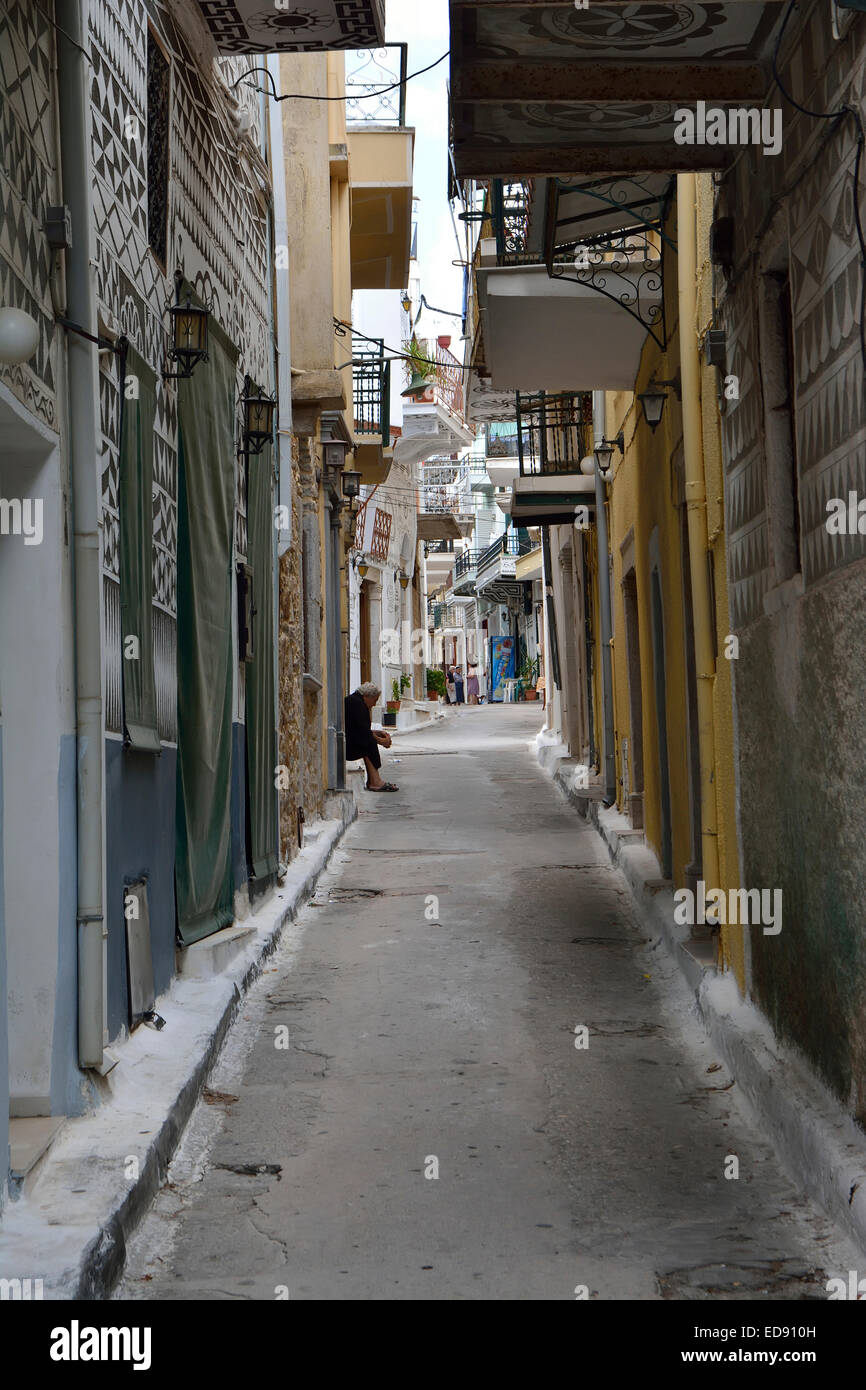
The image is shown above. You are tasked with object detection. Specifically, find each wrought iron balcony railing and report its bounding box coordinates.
[353,342,391,447]
[477,529,533,574]
[455,549,481,580]
[345,44,408,126]
[515,391,594,476]
[489,179,534,264]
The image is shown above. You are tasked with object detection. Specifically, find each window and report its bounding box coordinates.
[146,26,170,269]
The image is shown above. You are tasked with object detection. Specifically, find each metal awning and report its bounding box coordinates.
[477,262,659,391]
[509,473,596,527]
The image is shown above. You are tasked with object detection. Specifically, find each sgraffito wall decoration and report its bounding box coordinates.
[89,0,274,740]
[0,0,59,431]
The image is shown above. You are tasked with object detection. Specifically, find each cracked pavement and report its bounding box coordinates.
[118,705,859,1301]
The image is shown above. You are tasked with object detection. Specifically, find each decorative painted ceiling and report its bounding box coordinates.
[450,0,786,176]
[193,0,385,52]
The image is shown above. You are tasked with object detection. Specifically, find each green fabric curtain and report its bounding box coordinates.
[246,442,278,883]
[119,345,160,752]
[175,325,237,945]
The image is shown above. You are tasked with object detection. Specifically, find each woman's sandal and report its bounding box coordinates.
[365,782,399,792]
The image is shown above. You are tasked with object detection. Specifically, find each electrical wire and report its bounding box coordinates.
[231,50,449,103]
[35,1,93,62]
[336,316,479,374]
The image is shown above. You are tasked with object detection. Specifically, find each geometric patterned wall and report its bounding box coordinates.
[0,0,59,430]
[717,0,866,629]
[89,0,275,737]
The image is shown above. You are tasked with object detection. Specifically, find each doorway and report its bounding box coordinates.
[622,567,644,829]
[650,565,673,880]
[359,581,371,685]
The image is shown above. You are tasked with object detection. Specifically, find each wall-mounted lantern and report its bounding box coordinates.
[0,307,40,365]
[163,271,211,381]
[638,374,681,433]
[397,569,410,591]
[341,469,361,500]
[593,431,624,478]
[241,375,277,455]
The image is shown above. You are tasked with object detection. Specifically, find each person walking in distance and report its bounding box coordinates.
[453,666,465,705]
[466,663,480,705]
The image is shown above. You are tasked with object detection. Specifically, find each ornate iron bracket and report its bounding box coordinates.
[544,177,676,353]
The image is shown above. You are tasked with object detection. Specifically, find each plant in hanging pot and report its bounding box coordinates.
[401,334,436,401]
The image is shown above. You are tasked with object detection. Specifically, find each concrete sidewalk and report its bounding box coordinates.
[117,704,859,1300]
[536,727,866,1265]
[0,795,356,1299]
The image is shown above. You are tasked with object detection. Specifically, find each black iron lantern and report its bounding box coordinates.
[163,271,210,380]
[398,570,410,591]
[637,388,668,432]
[593,430,624,478]
[341,469,361,500]
[241,375,277,455]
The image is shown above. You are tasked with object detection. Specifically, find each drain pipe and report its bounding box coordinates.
[592,390,616,805]
[57,0,105,1070]
[677,172,720,893]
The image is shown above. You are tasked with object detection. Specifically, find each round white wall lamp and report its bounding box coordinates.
[0,307,40,366]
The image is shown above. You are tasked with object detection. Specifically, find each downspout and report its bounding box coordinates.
[592,390,616,805]
[677,172,720,893]
[57,0,104,1069]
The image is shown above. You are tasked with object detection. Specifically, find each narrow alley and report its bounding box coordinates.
[120,707,856,1303]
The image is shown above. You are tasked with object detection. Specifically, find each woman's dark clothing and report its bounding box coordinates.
[344,690,381,768]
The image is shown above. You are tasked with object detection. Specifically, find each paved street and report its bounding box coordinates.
[120,706,856,1301]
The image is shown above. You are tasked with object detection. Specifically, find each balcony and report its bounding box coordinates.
[193,0,385,53]
[449,1,783,179]
[396,339,474,468]
[416,462,476,543]
[352,343,393,483]
[509,391,597,527]
[346,45,414,290]
[476,530,533,600]
[452,548,480,596]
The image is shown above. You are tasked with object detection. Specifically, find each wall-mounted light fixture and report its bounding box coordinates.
[341,469,361,500]
[400,291,412,314]
[593,430,625,478]
[163,271,211,381]
[638,374,681,433]
[241,375,277,455]
[395,568,410,590]
[0,306,40,365]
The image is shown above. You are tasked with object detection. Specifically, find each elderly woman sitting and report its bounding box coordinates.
[344,682,399,792]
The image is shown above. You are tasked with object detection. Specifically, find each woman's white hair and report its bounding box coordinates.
[357,681,381,699]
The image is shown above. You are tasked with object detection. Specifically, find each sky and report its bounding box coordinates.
[384,0,468,345]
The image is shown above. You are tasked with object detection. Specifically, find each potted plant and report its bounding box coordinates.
[426,667,446,701]
[386,677,401,712]
[518,656,539,700]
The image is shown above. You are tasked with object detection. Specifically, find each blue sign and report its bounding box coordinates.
[489,635,515,701]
